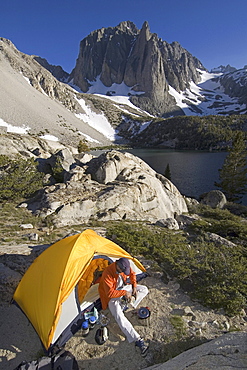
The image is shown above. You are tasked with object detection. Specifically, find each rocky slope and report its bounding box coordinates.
[33,56,69,82]
[0,37,150,147]
[146,332,247,369]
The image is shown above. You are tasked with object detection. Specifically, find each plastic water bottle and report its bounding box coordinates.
[81,320,89,337]
[89,315,96,329]
[102,326,108,341]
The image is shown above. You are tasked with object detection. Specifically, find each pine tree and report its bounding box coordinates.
[164,163,171,180]
[215,131,247,202]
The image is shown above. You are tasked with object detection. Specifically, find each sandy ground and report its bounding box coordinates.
[1,273,246,370]
[0,304,42,370]
[0,277,157,370]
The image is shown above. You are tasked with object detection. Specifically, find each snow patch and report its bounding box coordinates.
[75,97,115,140]
[87,76,144,97]
[197,70,222,84]
[21,73,31,85]
[114,104,141,117]
[39,134,59,141]
[0,118,30,134]
[168,86,188,109]
[139,120,152,133]
[70,76,153,115]
[98,94,154,117]
[78,132,100,143]
[169,69,247,116]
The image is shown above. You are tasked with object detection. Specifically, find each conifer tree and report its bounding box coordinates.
[164,163,171,180]
[215,131,247,202]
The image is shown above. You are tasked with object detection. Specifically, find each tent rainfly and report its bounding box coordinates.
[13,229,147,353]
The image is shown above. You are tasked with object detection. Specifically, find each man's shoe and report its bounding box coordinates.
[135,338,149,357]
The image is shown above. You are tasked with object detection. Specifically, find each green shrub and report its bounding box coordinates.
[190,239,247,315]
[106,220,247,316]
[170,315,187,338]
[0,155,44,202]
[190,206,247,244]
[78,139,90,153]
[52,157,64,183]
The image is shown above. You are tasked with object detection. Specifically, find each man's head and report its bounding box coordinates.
[116,258,130,275]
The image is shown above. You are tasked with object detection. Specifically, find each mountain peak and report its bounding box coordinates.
[116,21,139,34]
[139,20,151,40]
[33,56,69,80]
[69,21,206,116]
[141,20,149,30]
[211,64,237,74]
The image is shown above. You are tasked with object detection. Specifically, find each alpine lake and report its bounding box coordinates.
[91,148,247,205]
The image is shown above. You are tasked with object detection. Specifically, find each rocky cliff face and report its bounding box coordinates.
[69,21,206,116]
[70,21,139,92]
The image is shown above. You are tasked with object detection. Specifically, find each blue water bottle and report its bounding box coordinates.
[89,315,96,329]
[82,320,89,337]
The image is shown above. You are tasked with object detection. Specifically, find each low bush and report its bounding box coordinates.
[190,205,247,244]
[106,220,247,316]
[78,139,90,153]
[0,155,44,202]
[170,315,187,338]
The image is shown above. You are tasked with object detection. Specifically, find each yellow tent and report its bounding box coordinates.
[13,229,146,353]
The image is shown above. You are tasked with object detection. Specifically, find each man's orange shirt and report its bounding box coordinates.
[98,261,137,310]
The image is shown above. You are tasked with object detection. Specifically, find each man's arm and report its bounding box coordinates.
[129,268,137,298]
[102,273,127,299]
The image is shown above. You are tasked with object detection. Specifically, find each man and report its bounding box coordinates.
[98,257,149,356]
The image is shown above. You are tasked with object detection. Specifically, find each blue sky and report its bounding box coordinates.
[1,0,247,73]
